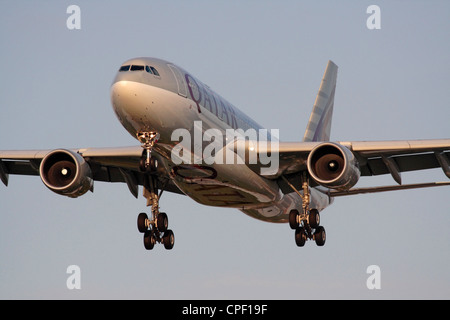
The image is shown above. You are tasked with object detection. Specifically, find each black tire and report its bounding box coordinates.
[143,230,155,250]
[309,209,320,229]
[289,209,299,230]
[314,226,326,246]
[139,158,146,172]
[150,158,158,171]
[139,156,158,173]
[137,212,148,233]
[162,230,175,250]
[295,227,306,247]
[157,212,168,232]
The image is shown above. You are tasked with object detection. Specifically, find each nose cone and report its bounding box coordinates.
[110,80,157,138]
[111,78,194,143]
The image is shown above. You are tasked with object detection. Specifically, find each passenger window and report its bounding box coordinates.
[119,65,130,72]
[145,66,153,74]
[150,67,160,76]
[130,65,144,71]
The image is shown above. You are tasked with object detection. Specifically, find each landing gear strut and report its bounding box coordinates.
[283,173,326,247]
[136,131,174,250]
[137,175,174,250]
[137,131,159,172]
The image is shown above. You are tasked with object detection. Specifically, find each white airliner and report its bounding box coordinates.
[1,57,449,250]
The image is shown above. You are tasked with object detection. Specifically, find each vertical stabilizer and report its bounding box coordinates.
[303,60,338,142]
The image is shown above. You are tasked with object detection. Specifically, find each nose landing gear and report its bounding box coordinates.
[137,131,159,172]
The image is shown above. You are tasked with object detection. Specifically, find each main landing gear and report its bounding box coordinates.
[284,173,326,247]
[136,131,174,251]
[137,211,174,250]
[289,208,326,247]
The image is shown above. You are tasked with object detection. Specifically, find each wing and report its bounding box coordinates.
[249,138,450,195]
[329,139,450,196]
[341,139,450,179]
[0,146,183,198]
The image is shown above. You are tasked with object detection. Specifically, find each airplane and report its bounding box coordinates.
[1,57,450,250]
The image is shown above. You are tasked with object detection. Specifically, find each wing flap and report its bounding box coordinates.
[330,181,450,197]
[2,160,40,175]
[362,152,448,176]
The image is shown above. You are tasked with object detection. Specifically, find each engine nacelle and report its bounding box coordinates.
[307,142,360,191]
[39,149,93,198]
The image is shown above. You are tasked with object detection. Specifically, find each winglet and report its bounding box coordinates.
[303,60,338,142]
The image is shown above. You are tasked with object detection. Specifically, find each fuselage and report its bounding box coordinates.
[110,57,330,222]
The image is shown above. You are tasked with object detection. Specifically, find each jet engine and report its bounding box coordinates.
[307,142,360,191]
[39,149,93,198]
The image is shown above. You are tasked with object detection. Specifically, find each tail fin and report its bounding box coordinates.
[303,60,338,142]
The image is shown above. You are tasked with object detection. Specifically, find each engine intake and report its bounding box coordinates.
[40,149,93,198]
[307,142,360,191]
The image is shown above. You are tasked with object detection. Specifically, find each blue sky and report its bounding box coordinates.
[1,1,449,299]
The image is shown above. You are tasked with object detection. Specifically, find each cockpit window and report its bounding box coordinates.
[119,64,160,77]
[145,65,160,77]
[130,65,145,71]
[150,66,160,76]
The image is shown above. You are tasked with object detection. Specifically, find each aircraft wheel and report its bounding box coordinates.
[314,226,326,246]
[309,209,320,229]
[295,227,306,247]
[137,212,148,233]
[157,212,168,232]
[162,230,175,250]
[143,230,155,250]
[139,156,158,173]
[289,209,300,230]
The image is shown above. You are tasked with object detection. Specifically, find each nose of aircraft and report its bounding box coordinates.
[110,79,154,138]
[110,74,195,144]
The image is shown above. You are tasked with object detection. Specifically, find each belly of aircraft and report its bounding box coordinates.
[170,162,281,206]
[167,162,331,223]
